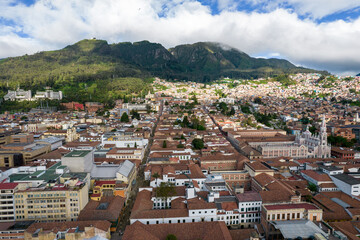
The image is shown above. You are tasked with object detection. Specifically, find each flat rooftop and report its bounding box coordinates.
[64,150,91,158]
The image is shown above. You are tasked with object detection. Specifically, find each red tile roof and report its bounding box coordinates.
[0,182,18,190]
[123,221,232,240]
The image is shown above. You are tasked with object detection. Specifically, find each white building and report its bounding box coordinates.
[34,90,63,100]
[236,191,262,225]
[331,174,360,196]
[0,183,19,222]
[101,132,148,148]
[4,89,32,101]
[146,164,206,188]
[295,117,331,158]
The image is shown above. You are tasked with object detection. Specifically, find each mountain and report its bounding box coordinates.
[357,73,360,77]
[0,39,325,88]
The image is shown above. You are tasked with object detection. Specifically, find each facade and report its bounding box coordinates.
[331,147,355,159]
[130,188,218,225]
[236,191,262,226]
[61,150,93,173]
[102,132,148,148]
[300,170,338,192]
[0,183,19,222]
[260,143,308,159]
[145,164,206,188]
[106,147,145,161]
[34,90,63,100]
[295,117,331,158]
[4,89,32,101]
[256,117,331,159]
[331,174,360,196]
[214,170,251,193]
[262,203,323,239]
[14,179,89,222]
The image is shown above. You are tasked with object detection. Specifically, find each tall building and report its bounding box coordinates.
[0,183,19,222]
[295,116,331,158]
[14,178,89,222]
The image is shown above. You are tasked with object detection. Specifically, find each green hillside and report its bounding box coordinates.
[0,39,326,103]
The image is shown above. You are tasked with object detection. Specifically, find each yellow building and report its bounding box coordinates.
[44,127,79,142]
[90,180,130,201]
[263,203,323,222]
[14,178,89,222]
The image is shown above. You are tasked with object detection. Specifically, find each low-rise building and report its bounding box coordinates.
[331,174,360,196]
[78,196,125,232]
[24,220,111,240]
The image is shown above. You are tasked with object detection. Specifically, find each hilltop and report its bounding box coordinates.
[0,39,325,88]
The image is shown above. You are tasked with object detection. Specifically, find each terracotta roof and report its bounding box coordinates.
[301,170,332,182]
[229,229,259,240]
[123,221,232,240]
[236,191,262,202]
[253,173,276,187]
[221,201,238,211]
[329,221,360,240]
[37,149,64,160]
[78,196,125,222]
[0,182,18,190]
[26,220,111,233]
[187,197,216,210]
[312,191,357,221]
[246,161,273,172]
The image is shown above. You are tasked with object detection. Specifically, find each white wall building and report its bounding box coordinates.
[331,174,360,196]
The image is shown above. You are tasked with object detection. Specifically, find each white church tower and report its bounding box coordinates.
[318,116,331,158]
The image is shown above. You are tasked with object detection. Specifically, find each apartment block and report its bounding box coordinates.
[14,179,89,222]
[0,183,19,222]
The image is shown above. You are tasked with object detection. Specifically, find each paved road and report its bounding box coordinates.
[114,100,164,236]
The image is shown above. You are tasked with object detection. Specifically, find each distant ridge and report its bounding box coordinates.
[0,39,326,86]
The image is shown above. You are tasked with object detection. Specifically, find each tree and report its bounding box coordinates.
[131,110,140,120]
[228,107,235,116]
[146,104,151,113]
[155,182,177,208]
[121,112,129,122]
[254,97,262,104]
[192,138,204,150]
[308,183,317,192]
[162,140,167,148]
[166,234,177,240]
[152,172,160,187]
[177,143,184,148]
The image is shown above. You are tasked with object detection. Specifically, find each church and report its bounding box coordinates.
[295,116,331,158]
[255,116,331,159]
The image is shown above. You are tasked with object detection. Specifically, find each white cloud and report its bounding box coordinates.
[0,0,359,74]
[245,0,360,19]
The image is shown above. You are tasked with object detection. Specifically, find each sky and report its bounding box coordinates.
[1,0,360,75]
